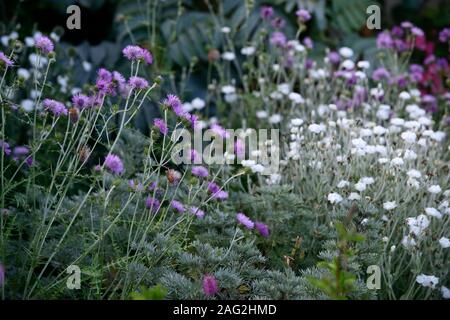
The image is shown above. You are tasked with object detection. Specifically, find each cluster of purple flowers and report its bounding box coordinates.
[104,154,124,175]
[376,21,424,52]
[145,196,161,212]
[0,52,13,67]
[35,35,54,54]
[122,45,153,64]
[43,98,68,116]
[202,275,219,296]
[207,182,228,200]
[191,166,209,178]
[236,213,269,238]
[163,94,200,130]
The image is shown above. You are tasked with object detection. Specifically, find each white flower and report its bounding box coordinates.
[407,169,421,179]
[399,91,411,100]
[403,149,417,160]
[425,207,442,219]
[256,110,268,119]
[442,286,450,299]
[341,59,355,70]
[288,92,304,104]
[291,118,304,126]
[269,114,282,124]
[20,99,35,112]
[328,192,343,204]
[354,182,367,192]
[221,85,236,95]
[24,36,35,47]
[439,237,450,248]
[251,164,265,173]
[222,51,236,61]
[241,159,256,167]
[348,192,361,201]
[241,46,255,56]
[428,185,442,194]
[357,60,370,69]
[50,32,60,42]
[373,126,387,135]
[339,47,354,58]
[430,131,445,142]
[401,131,417,144]
[277,83,290,95]
[337,180,350,188]
[82,61,92,72]
[221,26,231,33]
[383,201,397,210]
[308,123,326,134]
[352,138,367,148]
[191,98,205,110]
[360,177,374,185]
[390,157,404,167]
[17,68,31,80]
[402,235,416,249]
[406,214,429,236]
[378,157,389,164]
[416,274,439,289]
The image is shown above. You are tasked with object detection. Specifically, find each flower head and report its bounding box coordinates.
[104,154,124,174]
[171,200,185,213]
[191,166,209,178]
[0,140,11,156]
[236,213,254,229]
[72,93,91,109]
[296,9,311,23]
[145,196,161,212]
[255,221,269,237]
[202,275,219,296]
[128,76,149,90]
[0,52,13,67]
[153,118,168,135]
[122,45,153,64]
[35,35,54,54]
[190,206,205,218]
[43,99,68,116]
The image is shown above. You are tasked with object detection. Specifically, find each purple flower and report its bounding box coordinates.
[236,213,254,229]
[422,94,438,113]
[327,51,340,65]
[391,26,404,37]
[153,118,168,135]
[43,99,68,116]
[210,124,230,138]
[163,94,187,117]
[255,222,270,237]
[260,5,274,20]
[190,149,202,163]
[376,31,393,49]
[234,139,245,158]
[191,166,209,178]
[35,35,54,54]
[128,179,143,191]
[202,275,219,296]
[0,140,11,156]
[411,27,424,37]
[296,9,311,23]
[13,146,30,156]
[439,28,450,43]
[208,182,220,194]
[271,17,285,29]
[270,32,286,47]
[145,196,161,212]
[72,94,91,109]
[122,45,153,65]
[401,21,413,29]
[303,37,313,49]
[128,76,149,90]
[0,52,13,67]
[190,206,205,218]
[372,67,390,81]
[0,263,4,287]
[171,200,185,213]
[104,154,124,174]
[97,68,113,82]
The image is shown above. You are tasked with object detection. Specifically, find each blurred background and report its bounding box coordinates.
[0,0,448,128]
